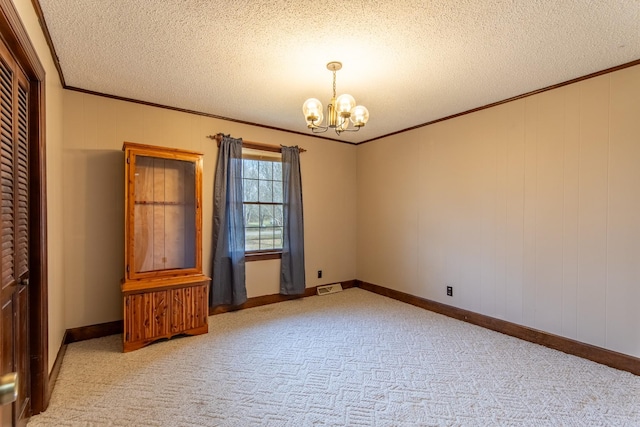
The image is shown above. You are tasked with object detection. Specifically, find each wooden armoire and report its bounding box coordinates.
[121,142,210,352]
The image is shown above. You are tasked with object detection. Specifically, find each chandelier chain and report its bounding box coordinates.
[332,70,337,98]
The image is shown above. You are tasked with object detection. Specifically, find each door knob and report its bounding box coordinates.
[0,372,17,405]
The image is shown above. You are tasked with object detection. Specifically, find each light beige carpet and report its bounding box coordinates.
[29,288,640,426]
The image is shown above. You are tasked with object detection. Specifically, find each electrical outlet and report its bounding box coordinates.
[317,270,322,279]
[446,286,453,297]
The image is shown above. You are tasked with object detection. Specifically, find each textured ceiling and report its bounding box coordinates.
[38,0,640,144]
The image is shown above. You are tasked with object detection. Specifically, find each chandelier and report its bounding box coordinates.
[302,62,369,135]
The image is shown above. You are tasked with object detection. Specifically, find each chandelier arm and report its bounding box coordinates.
[309,117,329,133]
[334,126,360,135]
[338,115,346,127]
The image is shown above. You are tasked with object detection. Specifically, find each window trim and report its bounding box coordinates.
[242,148,284,257]
[245,250,282,262]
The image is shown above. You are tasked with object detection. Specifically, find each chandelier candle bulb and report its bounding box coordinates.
[350,105,369,127]
[302,98,323,126]
[335,94,356,115]
[303,61,369,136]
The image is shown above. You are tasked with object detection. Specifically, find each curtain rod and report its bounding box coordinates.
[207,134,306,153]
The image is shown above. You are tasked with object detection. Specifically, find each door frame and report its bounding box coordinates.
[0,0,48,415]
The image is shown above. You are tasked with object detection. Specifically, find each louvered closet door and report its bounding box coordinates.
[0,37,30,427]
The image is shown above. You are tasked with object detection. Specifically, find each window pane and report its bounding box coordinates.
[273,181,283,203]
[259,205,274,227]
[260,228,274,250]
[244,204,259,227]
[273,162,282,180]
[243,178,259,202]
[244,159,259,179]
[274,205,283,226]
[259,180,273,202]
[245,227,260,251]
[274,226,283,249]
[259,161,273,180]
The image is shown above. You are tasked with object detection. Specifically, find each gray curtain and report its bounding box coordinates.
[211,135,247,306]
[280,146,306,295]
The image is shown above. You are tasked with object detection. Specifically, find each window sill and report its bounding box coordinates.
[245,251,282,262]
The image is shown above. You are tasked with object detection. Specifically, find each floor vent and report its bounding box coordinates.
[317,283,343,296]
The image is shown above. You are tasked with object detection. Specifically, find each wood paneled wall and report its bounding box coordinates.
[357,65,640,358]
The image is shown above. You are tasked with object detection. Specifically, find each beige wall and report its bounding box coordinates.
[357,65,640,358]
[62,91,357,328]
[14,0,66,371]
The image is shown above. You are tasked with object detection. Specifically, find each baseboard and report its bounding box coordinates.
[48,332,68,399]
[209,279,357,315]
[357,280,640,376]
[64,320,124,344]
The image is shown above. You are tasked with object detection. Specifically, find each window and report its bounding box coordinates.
[242,152,283,253]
